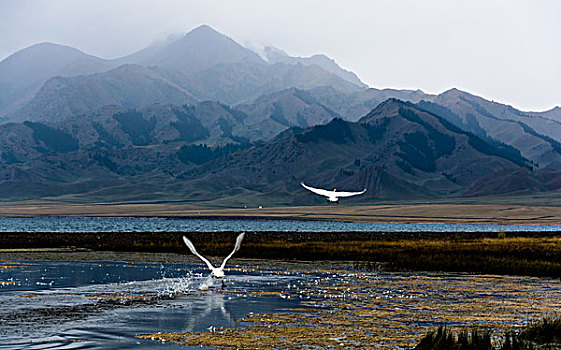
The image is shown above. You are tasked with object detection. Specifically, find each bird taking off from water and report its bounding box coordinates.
[182,232,245,278]
[301,182,366,203]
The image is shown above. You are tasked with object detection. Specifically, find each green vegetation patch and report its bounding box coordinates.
[92,122,123,148]
[113,110,156,146]
[296,118,355,144]
[398,106,456,157]
[396,106,457,172]
[270,102,290,126]
[520,317,561,346]
[415,326,493,350]
[517,121,561,157]
[177,143,249,165]
[415,102,529,168]
[364,117,390,143]
[24,121,79,153]
[171,107,209,142]
[397,132,438,172]
[1,150,21,164]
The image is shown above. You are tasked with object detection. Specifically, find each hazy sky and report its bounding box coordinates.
[1,0,559,111]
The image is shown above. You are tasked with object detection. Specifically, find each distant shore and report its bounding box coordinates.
[3,201,561,225]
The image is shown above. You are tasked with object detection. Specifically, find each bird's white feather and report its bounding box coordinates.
[301,182,366,198]
[183,233,245,278]
[301,183,334,197]
[220,232,245,269]
[183,236,216,272]
[331,189,367,198]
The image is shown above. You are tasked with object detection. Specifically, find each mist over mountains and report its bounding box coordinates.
[1,25,560,204]
[0,25,363,123]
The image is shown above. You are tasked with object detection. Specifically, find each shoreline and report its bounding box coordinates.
[3,202,561,225]
[3,213,561,225]
[2,230,561,278]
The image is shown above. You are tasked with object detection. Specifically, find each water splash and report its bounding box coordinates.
[157,275,199,297]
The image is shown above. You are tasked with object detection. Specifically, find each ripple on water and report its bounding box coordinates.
[3,217,561,233]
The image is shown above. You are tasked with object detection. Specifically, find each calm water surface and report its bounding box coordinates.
[1,217,561,232]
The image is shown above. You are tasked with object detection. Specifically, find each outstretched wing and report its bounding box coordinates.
[220,232,245,269]
[301,182,334,197]
[183,236,216,271]
[333,189,367,198]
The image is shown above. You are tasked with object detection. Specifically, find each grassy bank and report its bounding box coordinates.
[2,231,561,277]
[239,236,561,278]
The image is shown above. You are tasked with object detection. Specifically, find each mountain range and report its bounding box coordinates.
[1,25,560,204]
[0,25,363,123]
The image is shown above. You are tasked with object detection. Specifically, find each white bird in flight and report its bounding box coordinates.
[301,182,366,203]
[182,232,245,278]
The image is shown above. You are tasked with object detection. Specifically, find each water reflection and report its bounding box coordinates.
[183,293,238,332]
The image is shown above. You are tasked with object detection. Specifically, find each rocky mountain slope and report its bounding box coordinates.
[529,106,561,122]
[288,87,561,170]
[179,99,536,204]
[3,99,553,203]
[1,26,561,204]
[428,89,561,169]
[0,96,347,167]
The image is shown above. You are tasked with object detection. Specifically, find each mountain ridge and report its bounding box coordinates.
[263,46,367,88]
[11,64,198,122]
[0,42,116,120]
[0,25,366,123]
[140,24,266,75]
[163,99,544,204]
[1,26,561,204]
[432,88,561,169]
[2,99,543,203]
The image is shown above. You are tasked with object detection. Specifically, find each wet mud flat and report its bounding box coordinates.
[1,255,560,349]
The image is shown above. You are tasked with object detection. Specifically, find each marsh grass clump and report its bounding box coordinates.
[355,237,561,278]
[414,326,492,350]
[415,317,561,350]
[238,237,561,277]
[519,317,561,347]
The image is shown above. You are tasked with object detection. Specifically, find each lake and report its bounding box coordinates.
[1,217,560,348]
[1,257,560,349]
[1,216,561,233]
